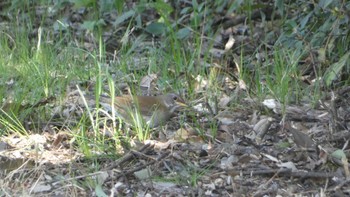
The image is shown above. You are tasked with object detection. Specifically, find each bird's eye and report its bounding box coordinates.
[173,95,178,101]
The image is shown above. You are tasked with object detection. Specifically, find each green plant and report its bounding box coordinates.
[277,0,350,87]
[0,109,28,136]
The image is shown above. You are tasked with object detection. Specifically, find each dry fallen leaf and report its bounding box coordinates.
[218,94,231,108]
[140,74,158,95]
[225,34,235,51]
[253,117,274,144]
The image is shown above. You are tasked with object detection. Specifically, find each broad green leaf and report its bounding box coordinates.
[180,7,192,15]
[113,10,135,27]
[275,0,284,16]
[100,0,115,12]
[81,19,106,30]
[145,22,167,36]
[81,21,97,31]
[95,184,108,197]
[324,52,350,86]
[176,27,191,39]
[319,0,333,9]
[331,149,347,160]
[53,19,69,32]
[300,12,313,29]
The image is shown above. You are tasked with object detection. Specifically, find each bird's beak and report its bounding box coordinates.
[175,101,188,107]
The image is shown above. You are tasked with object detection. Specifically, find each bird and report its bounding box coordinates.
[98,93,187,128]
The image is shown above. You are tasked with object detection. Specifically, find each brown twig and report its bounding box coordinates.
[114,151,170,179]
[106,143,153,170]
[241,168,337,179]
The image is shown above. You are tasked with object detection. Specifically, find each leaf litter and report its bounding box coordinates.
[1,1,350,196]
